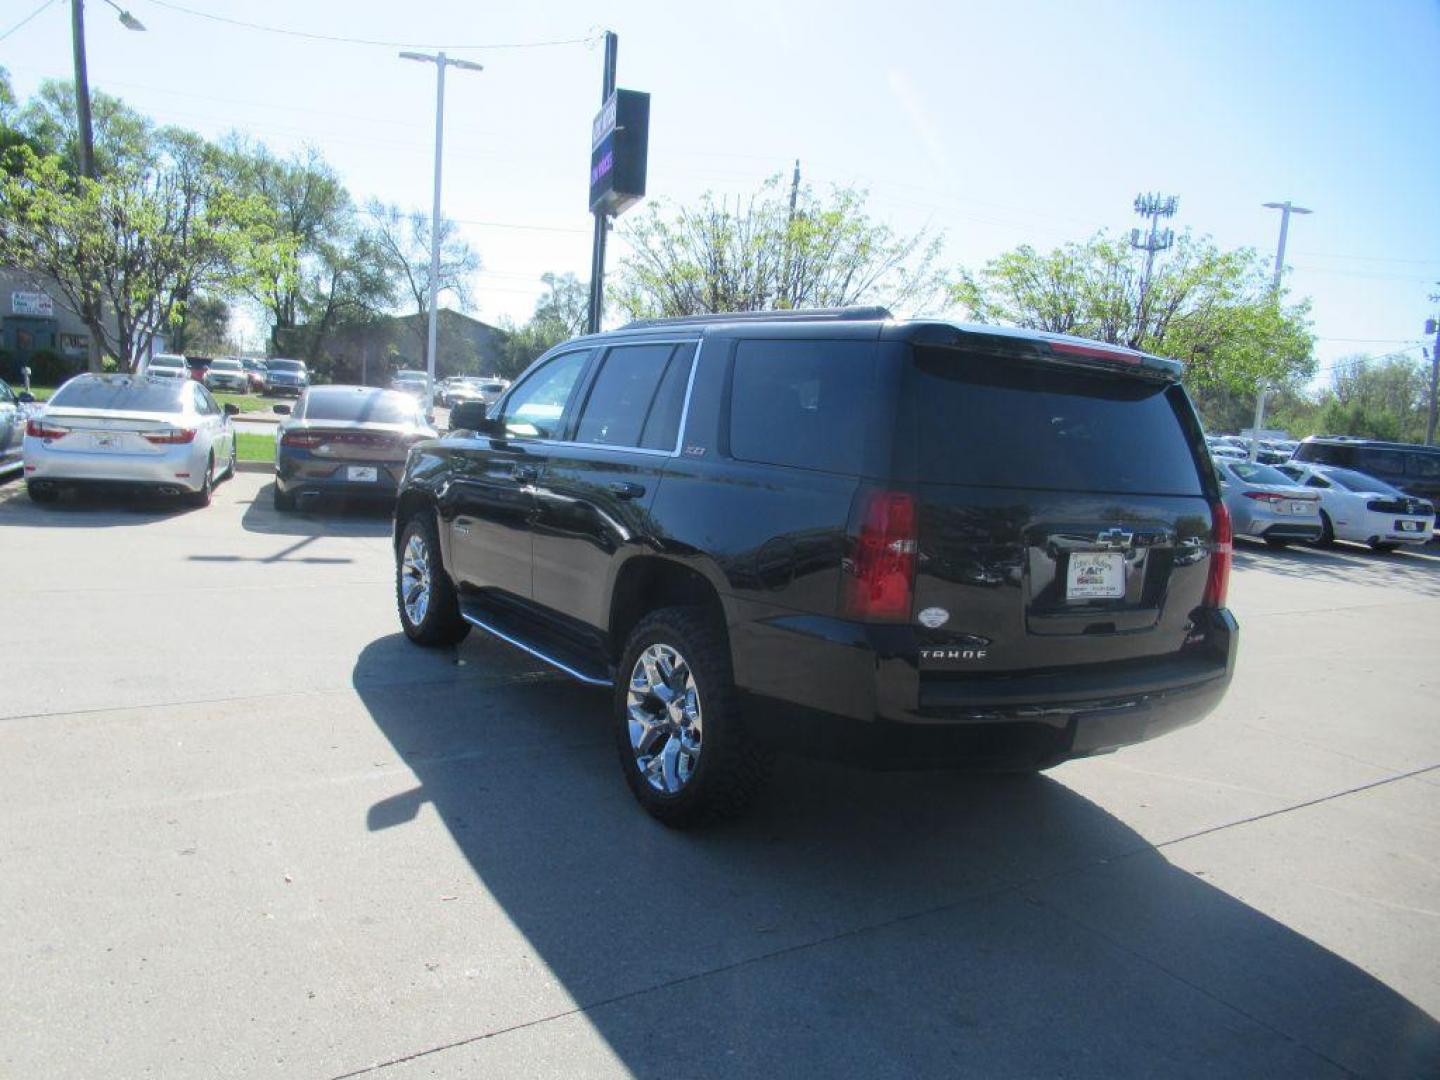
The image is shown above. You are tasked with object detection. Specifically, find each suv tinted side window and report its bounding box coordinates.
[574,343,677,448]
[1410,453,1440,479]
[1357,448,1405,477]
[728,339,874,475]
[502,351,590,439]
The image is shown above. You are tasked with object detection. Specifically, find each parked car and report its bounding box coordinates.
[0,378,25,476]
[263,358,309,397]
[473,377,510,405]
[203,357,248,393]
[1209,444,1247,461]
[391,308,1237,826]
[142,353,189,380]
[242,359,267,392]
[389,375,429,407]
[1215,459,1322,547]
[23,373,239,506]
[272,385,435,511]
[440,376,499,410]
[1275,462,1435,551]
[1291,436,1440,511]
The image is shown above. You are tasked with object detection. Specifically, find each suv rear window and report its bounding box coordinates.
[909,347,1203,495]
[728,340,875,475]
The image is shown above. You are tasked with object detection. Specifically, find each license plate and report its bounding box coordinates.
[1398,520,1422,532]
[1067,553,1125,600]
[92,433,119,449]
[346,466,378,482]
[1288,501,1309,515]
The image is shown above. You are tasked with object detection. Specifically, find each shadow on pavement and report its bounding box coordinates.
[237,479,393,540]
[0,472,211,527]
[1233,535,1440,596]
[351,633,1438,1078]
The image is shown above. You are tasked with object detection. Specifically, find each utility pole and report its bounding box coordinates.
[399,50,484,410]
[1129,193,1177,343]
[586,32,619,335]
[1425,287,1440,445]
[788,159,801,220]
[1249,200,1313,461]
[69,0,145,371]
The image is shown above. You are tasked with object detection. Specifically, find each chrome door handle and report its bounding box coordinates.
[609,481,645,500]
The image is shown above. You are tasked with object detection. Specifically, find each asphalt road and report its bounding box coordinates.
[2,472,1437,1079]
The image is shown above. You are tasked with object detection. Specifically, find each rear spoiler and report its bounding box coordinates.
[903,324,1184,382]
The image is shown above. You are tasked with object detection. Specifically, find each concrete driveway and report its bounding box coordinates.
[1,472,1436,1078]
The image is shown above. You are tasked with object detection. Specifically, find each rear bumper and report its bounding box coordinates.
[276,457,402,501]
[1233,505,1321,541]
[735,608,1237,770]
[24,440,204,491]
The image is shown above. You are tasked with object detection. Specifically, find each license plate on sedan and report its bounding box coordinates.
[1287,501,1310,515]
[346,466,378,482]
[1067,553,1125,600]
[1397,520,1423,532]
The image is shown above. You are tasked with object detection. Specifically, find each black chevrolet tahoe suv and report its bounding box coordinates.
[392,308,1237,826]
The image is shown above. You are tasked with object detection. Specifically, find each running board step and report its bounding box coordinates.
[458,598,613,688]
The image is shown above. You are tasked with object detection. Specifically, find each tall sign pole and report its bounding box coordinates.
[587,33,619,335]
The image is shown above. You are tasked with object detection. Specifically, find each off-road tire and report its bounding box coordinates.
[614,607,770,828]
[396,510,470,647]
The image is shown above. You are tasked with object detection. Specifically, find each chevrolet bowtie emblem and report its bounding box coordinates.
[1096,528,1133,548]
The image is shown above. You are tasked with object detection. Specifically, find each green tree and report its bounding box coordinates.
[17,78,153,177]
[1,133,278,369]
[497,272,588,376]
[220,138,352,347]
[613,174,946,319]
[168,294,233,355]
[1316,354,1429,442]
[952,232,1315,393]
[366,199,482,356]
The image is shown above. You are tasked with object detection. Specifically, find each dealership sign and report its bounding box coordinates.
[589,89,650,216]
[11,291,54,317]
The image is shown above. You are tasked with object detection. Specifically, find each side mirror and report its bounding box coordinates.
[273,403,291,416]
[449,400,498,434]
[223,402,240,416]
[16,392,35,404]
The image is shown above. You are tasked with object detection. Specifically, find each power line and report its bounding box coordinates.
[0,0,57,43]
[140,1,600,51]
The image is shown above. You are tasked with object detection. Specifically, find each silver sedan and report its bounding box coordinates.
[23,374,238,507]
[1216,459,1323,547]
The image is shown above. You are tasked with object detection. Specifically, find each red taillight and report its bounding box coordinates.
[844,489,917,622]
[142,427,197,445]
[1048,339,1142,365]
[26,419,70,439]
[1204,501,1232,609]
[1242,491,1283,505]
[281,431,325,449]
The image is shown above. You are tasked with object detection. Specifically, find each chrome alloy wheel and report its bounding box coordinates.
[627,643,703,794]
[401,533,432,626]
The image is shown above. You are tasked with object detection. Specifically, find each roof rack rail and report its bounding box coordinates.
[620,306,893,331]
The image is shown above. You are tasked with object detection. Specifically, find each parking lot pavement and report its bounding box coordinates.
[2,471,1436,1078]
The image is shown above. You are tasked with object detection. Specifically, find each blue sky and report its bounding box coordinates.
[4,0,1438,377]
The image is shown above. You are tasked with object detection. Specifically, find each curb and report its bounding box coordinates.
[236,460,274,474]
[235,414,282,425]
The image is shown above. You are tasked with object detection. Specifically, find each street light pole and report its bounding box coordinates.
[399,51,483,409]
[68,0,145,370]
[1249,200,1312,461]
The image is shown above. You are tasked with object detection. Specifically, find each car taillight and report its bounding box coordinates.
[281,431,324,449]
[1242,491,1284,505]
[26,419,70,439]
[142,427,197,445]
[843,489,917,622]
[1204,501,1232,608]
